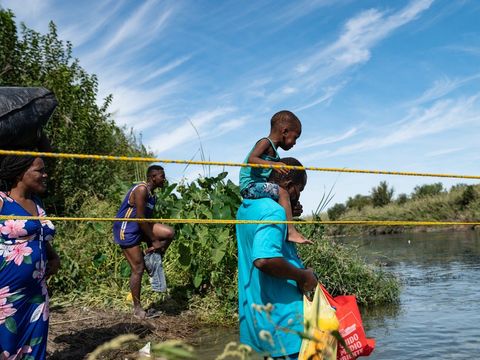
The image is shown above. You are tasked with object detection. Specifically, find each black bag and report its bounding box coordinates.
[0,87,57,150]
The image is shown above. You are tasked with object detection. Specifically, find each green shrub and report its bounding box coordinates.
[371,181,394,207]
[411,182,444,199]
[327,203,347,220]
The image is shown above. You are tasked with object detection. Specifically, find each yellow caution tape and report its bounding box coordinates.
[0,215,478,226]
[1,149,479,179]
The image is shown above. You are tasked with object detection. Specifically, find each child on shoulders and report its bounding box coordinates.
[239,110,311,244]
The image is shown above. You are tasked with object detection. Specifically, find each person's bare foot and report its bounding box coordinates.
[133,307,146,319]
[288,228,313,244]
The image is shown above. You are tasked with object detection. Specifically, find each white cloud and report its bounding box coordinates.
[140,55,192,85]
[259,0,433,109]
[426,147,465,157]
[294,84,345,111]
[145,107,236,153]
[108,78,185,119]
[58,0,122,48]
[410,73,480,105]
[301,127,358,149]
[302,94,480,161]
[81,1,176,66]
[1,0,53,30]
[295,0,433,85]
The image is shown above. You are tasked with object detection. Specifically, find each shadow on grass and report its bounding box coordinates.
[49,322,151,360]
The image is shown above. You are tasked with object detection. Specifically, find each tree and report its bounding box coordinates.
[327,203,347,220]
[371,181,394,207]
[456,185,478,210]
[0,10,148,213]
[396,193,408,205]
[346,194,371,211]
[411,183,444,199]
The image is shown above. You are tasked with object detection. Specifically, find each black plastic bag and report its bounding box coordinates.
[0,87,57,150]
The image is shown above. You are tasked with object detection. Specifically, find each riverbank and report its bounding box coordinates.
[48,306,198,359]
[325,184,480,237]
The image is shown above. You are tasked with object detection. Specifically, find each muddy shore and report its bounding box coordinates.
[47,306,198,359]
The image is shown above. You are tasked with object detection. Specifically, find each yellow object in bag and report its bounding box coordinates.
[299,284,338,360]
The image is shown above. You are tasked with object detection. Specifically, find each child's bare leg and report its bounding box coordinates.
[278,187,312,244]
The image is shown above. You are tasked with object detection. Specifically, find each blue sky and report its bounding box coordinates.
[2,0,480,214]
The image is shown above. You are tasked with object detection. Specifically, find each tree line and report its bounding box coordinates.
[328,181,478,220]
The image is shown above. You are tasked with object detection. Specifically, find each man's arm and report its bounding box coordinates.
[132,185,155,240]
[254,258,317,292]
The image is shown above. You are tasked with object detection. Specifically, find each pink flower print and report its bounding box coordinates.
[0,286,12,301]
[0,220,28,239]
[5,242,32,266]
[0,192,13,202]
[0,298,17,325]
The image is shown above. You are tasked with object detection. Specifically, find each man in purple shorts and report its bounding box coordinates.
[113,163,174,318]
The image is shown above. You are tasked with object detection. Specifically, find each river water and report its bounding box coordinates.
[193,230,480,359]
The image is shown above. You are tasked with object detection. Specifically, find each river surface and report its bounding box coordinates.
[193,230,480,359]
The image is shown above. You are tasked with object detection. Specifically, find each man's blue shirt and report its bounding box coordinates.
[236,198,304,357]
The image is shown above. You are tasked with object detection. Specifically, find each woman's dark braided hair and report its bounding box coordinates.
[0,155,36,192]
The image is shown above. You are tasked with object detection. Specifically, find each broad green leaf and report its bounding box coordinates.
[178,242,191,267]
[193,272,203,288]
[212,248,225,264]
[5,317,17,334]
[216,172,228,181]
[30,336,43,346]
[7,293,25,303]
[29,294,44,304]
[23,255,32,264]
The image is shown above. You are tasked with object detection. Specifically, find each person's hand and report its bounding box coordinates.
[298,267,317,293]
[45,257,60,279]
[144,246,156,255]
[292,201,303,217]
[273,162,289,175]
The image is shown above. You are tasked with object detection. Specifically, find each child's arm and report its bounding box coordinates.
[248,138,288,174]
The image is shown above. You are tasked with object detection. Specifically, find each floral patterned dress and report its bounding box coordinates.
[0,191,55,360]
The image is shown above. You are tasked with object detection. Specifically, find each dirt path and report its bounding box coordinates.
[47,306,198,359]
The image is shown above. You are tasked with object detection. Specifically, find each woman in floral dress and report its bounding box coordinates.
[0,155,60,360]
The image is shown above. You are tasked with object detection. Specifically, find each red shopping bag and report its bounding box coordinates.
[320,285,375,360]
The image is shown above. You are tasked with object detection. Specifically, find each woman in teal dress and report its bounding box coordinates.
[0,155,60,360]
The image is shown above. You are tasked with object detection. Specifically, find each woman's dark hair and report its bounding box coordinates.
[0,155,36,191]
[269,157,307,186]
